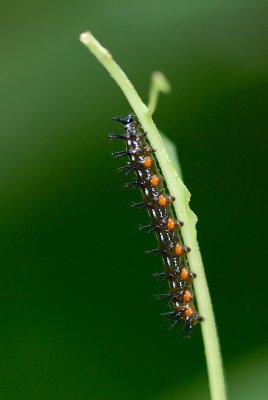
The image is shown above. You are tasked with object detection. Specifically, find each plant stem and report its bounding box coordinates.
[147,71,171,116]
[80,31,226,400]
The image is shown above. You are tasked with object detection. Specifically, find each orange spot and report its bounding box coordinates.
[159,194,167,207]
[183,291,192,303]
[167,218,175,230]
[175,243,183,255]
[181,268,188,280]
[150,175,159,186]
[184,307,194,318]
[143,157,152,168]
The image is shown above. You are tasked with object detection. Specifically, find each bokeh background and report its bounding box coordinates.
[1,1,267,399]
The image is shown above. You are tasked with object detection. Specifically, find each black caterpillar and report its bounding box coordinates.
[109,114,203,335]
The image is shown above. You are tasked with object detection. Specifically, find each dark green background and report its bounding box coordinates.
[1,1,267,399]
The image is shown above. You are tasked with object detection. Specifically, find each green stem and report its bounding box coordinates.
[147,71,171,116]
[80,31,226,400]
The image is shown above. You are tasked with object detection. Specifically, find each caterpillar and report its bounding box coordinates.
[109,113,203,336]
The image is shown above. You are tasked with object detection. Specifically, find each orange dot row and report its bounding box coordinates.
[142,154,194,319]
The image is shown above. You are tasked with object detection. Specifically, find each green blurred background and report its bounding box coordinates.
[1,1,267,399]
